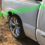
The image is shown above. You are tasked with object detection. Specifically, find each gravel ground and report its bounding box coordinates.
[0,17,39,45]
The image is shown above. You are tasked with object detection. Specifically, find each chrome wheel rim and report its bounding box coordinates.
[9,17,20,37]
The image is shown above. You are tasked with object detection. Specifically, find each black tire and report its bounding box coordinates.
[9,16,21,38]
[8,12,25,39]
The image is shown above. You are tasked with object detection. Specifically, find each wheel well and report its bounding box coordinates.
[8,11,23,28]
[8,11,25,37]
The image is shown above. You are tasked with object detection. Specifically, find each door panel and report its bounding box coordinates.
[2,0,40,41]
[37,3,45,45]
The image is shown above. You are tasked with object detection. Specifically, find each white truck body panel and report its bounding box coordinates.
[2,0,40,41]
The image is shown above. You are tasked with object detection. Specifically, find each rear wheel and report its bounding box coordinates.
[9,14,25,39]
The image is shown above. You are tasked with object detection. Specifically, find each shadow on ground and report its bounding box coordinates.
[16,36,39,45]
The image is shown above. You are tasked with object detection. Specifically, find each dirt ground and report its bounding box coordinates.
[0,16,39,45]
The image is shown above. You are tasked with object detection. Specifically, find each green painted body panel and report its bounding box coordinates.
[1,3,44,17]
[40,3,45,10]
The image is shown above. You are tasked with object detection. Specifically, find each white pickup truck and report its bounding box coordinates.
[2,0,45,45]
